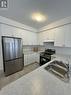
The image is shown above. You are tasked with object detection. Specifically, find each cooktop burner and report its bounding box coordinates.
[40,49,55,56]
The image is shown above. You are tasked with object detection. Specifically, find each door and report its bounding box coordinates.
[2,37,15,61]
[14,38,22,58]
[40,56,50,66]
[4,58,23,76]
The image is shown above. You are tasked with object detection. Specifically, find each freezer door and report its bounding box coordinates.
[2,37,15,61]
[4,58,24,76]
[14,38,22,58]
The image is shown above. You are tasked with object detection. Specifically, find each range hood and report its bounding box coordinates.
[43,40,54,43]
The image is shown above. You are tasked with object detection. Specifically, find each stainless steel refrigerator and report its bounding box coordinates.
[2,36,24,76]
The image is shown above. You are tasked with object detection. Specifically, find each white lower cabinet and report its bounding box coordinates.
[24,53,40,66]
[24,55,28,66]
[24,54,33,66]
[34,53,40,63]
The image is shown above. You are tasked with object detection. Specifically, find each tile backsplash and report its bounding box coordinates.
[23,46,32,53]
[23,45,45,53]
[23,43,71,55]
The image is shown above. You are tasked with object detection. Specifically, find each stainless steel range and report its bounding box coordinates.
[40,49,55,66]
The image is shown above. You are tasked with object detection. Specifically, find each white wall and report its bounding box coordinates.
[0,24,3,70]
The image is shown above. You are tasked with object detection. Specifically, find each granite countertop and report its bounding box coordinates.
[51,54,71,64]
[51,54,71,59]
[0,58,71,95]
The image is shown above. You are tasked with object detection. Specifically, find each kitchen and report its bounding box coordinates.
[0,0,71,95]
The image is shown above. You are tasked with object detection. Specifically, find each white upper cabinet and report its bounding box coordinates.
[54,27,65,47]
[1,24,38,45]
[48,29,55,41]
[13,28,23,38]
[54,24,71,47]
[38,30,53,45]
[28,32,37,45]
[2,22,71,47]
[38,32,44,45]
[38,29,54,45]
[1,24,14,36]
[37,33,42,45]
[1,24,23,38]
[64,24,71,47]
[41,31,49,42]
[22,30,37,45]
[38,24,71,47]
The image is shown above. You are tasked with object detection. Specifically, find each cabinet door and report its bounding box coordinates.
[27,54,33,64]
[38,32,46,45]
[32,53,37,63]
[1,24,13,36]
[38,30,54,44]
[65,24,71,47]
[29,53,36,63]
[37,33,42,45]
[31,33,37,45]
[35,53,40,63]
[21,30,37,45]
[48,29,55,41]
[13,28,23,38]
[24,54,33,66]
[54,27,65,47]
[42,31,49,42]
[24,55,28,66]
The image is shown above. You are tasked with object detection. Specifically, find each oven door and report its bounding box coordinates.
[40,56,51,66]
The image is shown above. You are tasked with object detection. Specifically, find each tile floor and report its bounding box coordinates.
[0,62,39,89]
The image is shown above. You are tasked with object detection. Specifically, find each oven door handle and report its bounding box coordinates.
[42,58,46,61]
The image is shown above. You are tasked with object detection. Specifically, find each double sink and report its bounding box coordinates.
[45,60,69,82]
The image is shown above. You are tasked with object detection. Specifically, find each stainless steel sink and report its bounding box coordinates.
[45,60,69,82]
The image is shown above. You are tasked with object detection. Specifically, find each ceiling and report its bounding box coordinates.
[0,0,71,29]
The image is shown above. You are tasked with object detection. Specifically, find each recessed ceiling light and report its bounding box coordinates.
[31,12,47,22]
